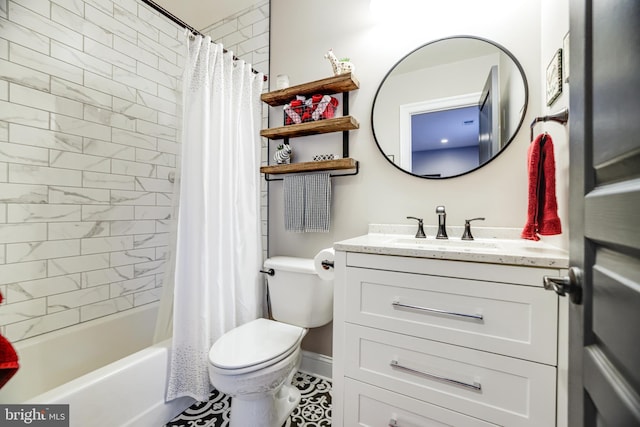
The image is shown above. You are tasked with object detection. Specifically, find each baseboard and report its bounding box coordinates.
[299,350,332,380]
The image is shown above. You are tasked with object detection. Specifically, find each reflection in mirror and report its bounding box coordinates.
[372,36,528,178]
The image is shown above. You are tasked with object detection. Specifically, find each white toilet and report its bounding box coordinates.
[208,256,334,427]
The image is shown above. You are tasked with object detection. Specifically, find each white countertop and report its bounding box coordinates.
[333,224,569,268]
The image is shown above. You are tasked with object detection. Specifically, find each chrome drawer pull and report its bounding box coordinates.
[391,299,483,321]
[390,359,482,391]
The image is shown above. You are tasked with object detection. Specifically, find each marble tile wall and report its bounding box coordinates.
[0,0,184,342]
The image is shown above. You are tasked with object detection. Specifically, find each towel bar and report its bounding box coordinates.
[530,108,569,141]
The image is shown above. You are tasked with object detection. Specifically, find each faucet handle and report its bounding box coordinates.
[406,216,426,238]
[461,217,485,240]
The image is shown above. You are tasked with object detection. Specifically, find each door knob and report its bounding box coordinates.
[543,266,582,304]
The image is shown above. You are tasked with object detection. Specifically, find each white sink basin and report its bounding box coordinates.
[387,237,502,252]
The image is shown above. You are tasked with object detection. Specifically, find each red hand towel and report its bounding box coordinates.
[0,292,19,389]
[521,133,562,241]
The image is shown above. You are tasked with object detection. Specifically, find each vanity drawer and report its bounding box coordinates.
[344,378,499,427]
[344,324,557,427]
[345,266,558,364]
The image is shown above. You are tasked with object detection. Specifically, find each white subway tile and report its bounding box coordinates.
[109,247,154,266]
[7,203,81,223]
[9,2,83,49]
[85,3,135,38]
[81,235,133,255]
[9,83,84,119]
[81,265,133,287]
[135,147,174,167]
[84,70,136,102]
[82,205,133,221]
[10,43,83,85]
[0,245,5,263]
[51,77,112,110]
[0,18,50,55]
[134,206,171,221]
[114,4,158,41]
[80,295,133,321]
[137,91,176,116]
[50,149,111,172]
[0,162,7,181]
[0,99,49,129]
[134,259,164,277]
[137,4,179,38]
[9,123,83,152]
[155,165,174,183]
[18,0,52,18]
[48,221,109,240]
[109,219,154,235]
[84,35,136,73]
[110,189,156,205]
[51,114,111,140]
[137,33,176,64]
[133,287,160,306]
[0,182,47,203]
[157,85,178,104]
[0,297,46,324]
[157,138,179,155]
[84,104,135,131]
[7,239,80,263]
[0,260,47,285]
[111,159,156,177]
[113,66,157,95]
[50,39,112,79]
[4,308,79,341]
[6,274,81,302]
[83,138,135,161]
[156,192,171,206]
[51,5,112,47]
[48,253,109,276]
[9,164,81,186]
[83,0,112,15]
[0,122,7,142]
[112,35,158,69]
[155,219,172,233]
[203,19,238,41]
[136,120,176,141]
[0,203,6,223]
[82,171,134,190]
[48,284,109,313]
[237,32,269,57]
[0,223,47,244]
[158,58,181,78]
[155,245,169,260]
[112,0,135,15]
[0,57,49,92]
[133,231,168,248]
[134,176,172,193]
[135,61,174,90]
[110,275,154,297]
[50,0,84,17]
[112,98,157,122]
[111,128,156,150]
[0,141,49,166]
[0,0,6,18]
[0,76,5,99]
[48,185,110,204]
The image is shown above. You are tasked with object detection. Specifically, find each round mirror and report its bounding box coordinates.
[372,36,528,179]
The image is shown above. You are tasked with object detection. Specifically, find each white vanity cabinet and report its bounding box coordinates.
[332,250,566,427]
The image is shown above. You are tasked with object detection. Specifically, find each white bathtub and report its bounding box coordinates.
[0,303,194,426]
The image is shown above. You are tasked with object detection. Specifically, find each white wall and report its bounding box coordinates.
[269,0,570,355]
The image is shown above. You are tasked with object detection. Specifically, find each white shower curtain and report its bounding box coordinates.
[158,34,265,402]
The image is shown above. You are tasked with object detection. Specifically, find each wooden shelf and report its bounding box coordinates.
[260,116,359,140]
[260,158,357,175]
[261,73,360,106]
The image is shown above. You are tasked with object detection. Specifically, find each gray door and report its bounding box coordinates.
[478,65,499,165]
[568,0,640,425]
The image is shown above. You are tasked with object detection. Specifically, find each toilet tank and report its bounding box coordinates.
[263,256,333,328]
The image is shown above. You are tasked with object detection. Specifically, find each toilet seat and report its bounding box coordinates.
[209,318,306,375]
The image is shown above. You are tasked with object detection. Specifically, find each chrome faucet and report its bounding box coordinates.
[406,216,426,238]
[435,206,448,239]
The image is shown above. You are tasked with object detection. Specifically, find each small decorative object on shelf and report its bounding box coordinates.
[274,143,292,164]
[284,94,338,125]
[325,49,355,76]
[313,154,336,161]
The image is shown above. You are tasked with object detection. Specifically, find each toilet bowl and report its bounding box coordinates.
[208,256,334,427]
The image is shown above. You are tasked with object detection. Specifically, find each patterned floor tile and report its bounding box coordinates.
[165,371,331,427]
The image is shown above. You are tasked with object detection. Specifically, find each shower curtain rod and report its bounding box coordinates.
[139,0,268,82]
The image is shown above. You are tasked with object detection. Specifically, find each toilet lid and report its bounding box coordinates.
[209,318,305,371]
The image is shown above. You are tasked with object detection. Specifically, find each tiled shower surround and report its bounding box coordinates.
[0,0,270,343]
